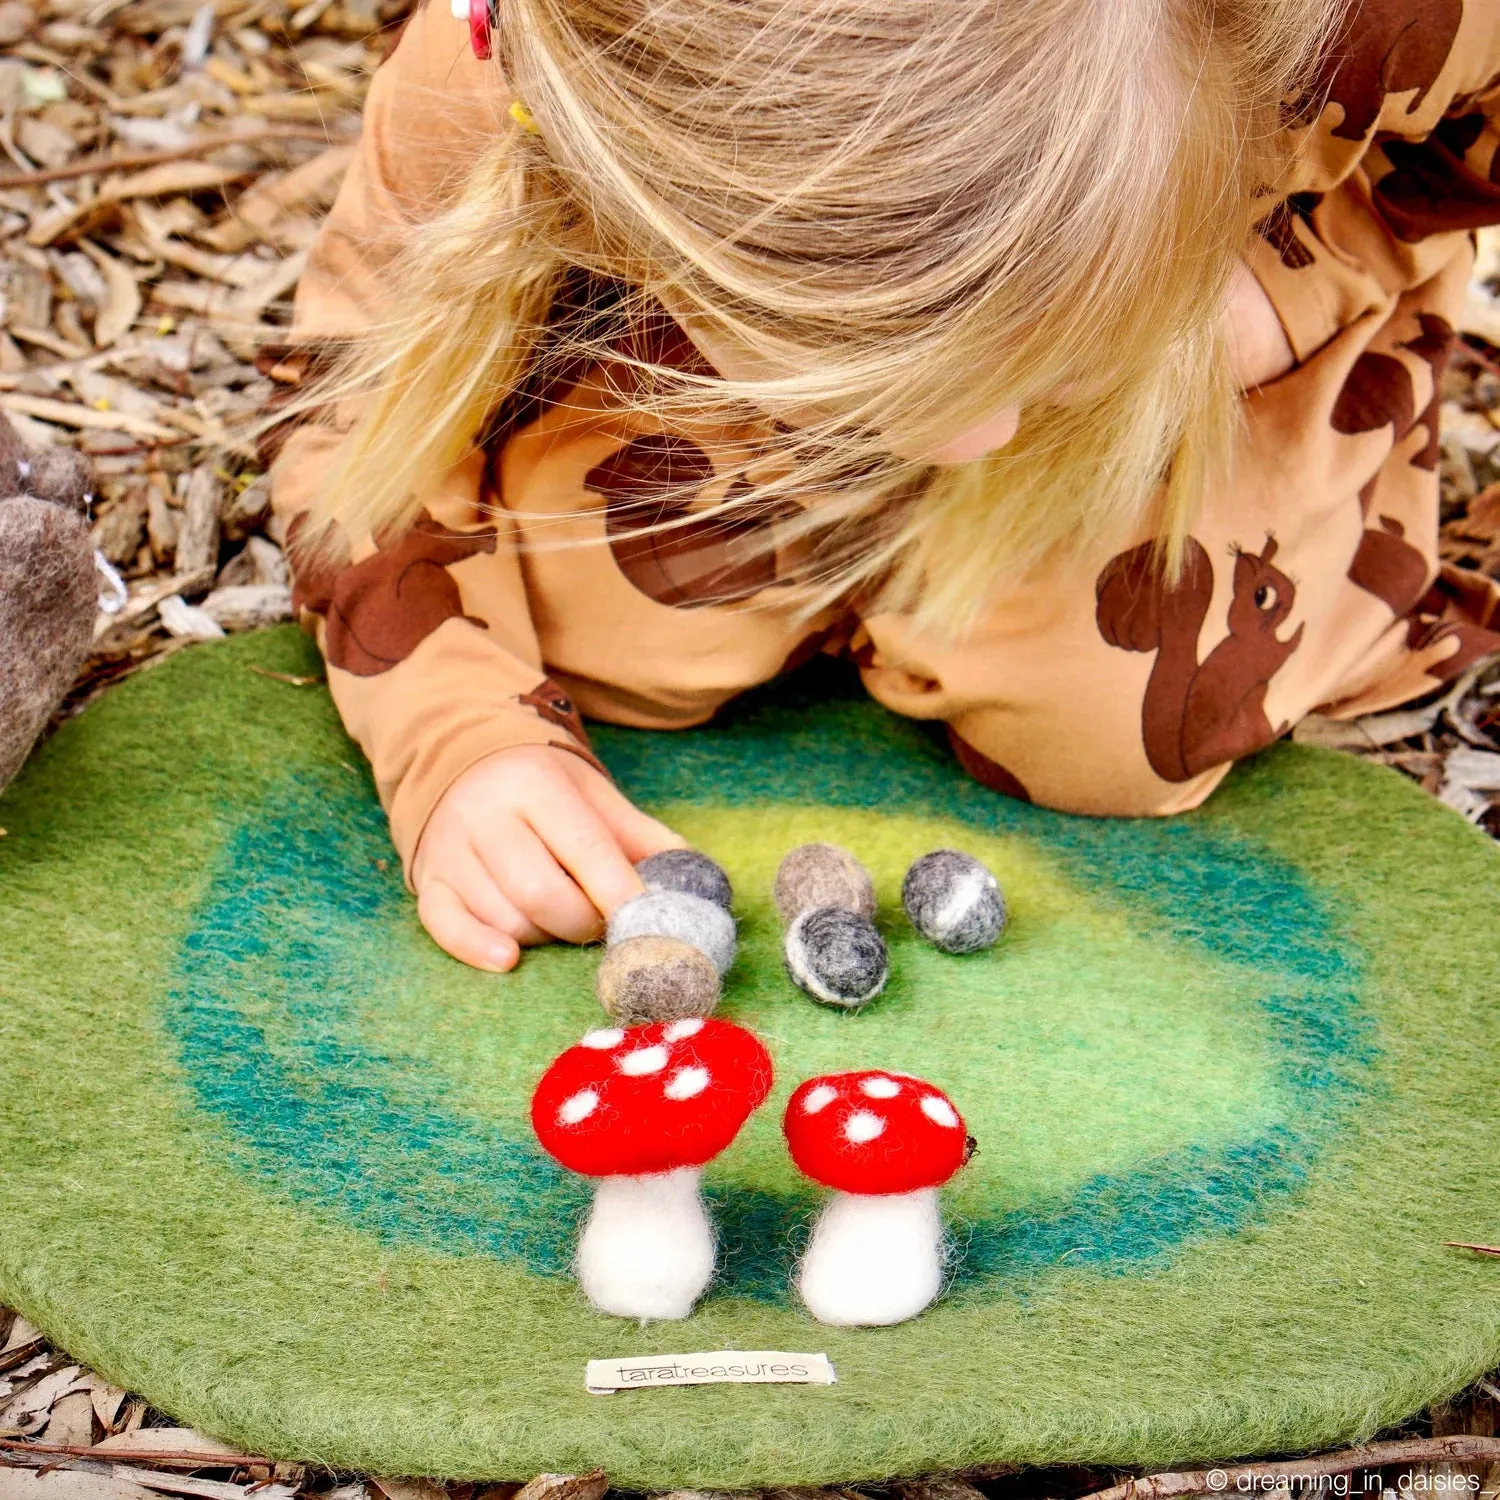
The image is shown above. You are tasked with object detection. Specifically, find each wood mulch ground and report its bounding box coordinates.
[4,0,1500,1495]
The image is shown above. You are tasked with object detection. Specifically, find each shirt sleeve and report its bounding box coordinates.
[1245,0,1500,363]
[264,0,604,887]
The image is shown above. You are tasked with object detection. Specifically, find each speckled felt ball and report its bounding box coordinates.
[635,848,733,912]
[901,848,1007,954]
[606,888,737,976]
[773,843,876,924]
[595,934,720,1025]
[783,905,888,1010]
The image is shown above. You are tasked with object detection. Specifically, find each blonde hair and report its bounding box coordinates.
[296,0,1342,636]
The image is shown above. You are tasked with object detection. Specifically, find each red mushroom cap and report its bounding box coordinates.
[782,1070,968,1196]
[531,1017,773,1177]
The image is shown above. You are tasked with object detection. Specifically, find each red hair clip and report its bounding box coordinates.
[451,0,497,59]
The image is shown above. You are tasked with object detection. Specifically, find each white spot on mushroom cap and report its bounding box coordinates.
[664,1017,704,1041]
[580,1028,624,1050]
[845,1110,886,1144]
[664,1065,710,1100]
[558,1089,599,1125]
[860,1075,900,1099]
[921,1095,960,1128]
[802,1083,839,1114]
[619,1044,669,1076]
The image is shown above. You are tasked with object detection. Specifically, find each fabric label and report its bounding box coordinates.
[585,1350,837,1394]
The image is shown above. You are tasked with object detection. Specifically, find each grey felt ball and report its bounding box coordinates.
[901,849,1007,953]
[607,888,737,976]
[783,905,888,1009]
[636,848,733,912]
[773,843,876,923]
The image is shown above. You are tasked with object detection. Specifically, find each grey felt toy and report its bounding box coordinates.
[608,888,737,975]
[775,843,888,1009]
[593,850,738,1022]
[784,906,889,1009]
[0,417,100,795]
[637,848,734,912]
[902,849,1007,953]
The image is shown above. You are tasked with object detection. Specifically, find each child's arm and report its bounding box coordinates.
[265,3,683,971]
[855,7,1500,815]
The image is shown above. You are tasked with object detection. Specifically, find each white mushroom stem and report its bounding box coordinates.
[796,1187,945,1327]
[576,1166,715,1321]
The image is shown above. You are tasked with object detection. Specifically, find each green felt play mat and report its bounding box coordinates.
[3,625,1500,1487]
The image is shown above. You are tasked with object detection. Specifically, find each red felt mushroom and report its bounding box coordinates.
[531,1016,773,1320]
[783,1069,971,1325]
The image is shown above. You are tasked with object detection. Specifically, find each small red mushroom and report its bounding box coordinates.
[531,1016,773,1319]
[783,1069,971,1325]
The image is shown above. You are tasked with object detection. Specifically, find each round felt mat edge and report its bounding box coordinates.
[3,627,1500,1488]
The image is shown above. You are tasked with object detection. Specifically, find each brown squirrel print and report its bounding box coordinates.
[1332,314,1454,614]
[515,679,612,777]
[1253,192,1324,270]
[1096,535,1304,783]
[287,509,499,677]
[1406,569,1500,683]
[1348,511,1432,617]
[1289,0,1463,143]
[1330,352,1415,438]
[1399,312,1455,472]
[1330,314,1453,470]
[583,433,798,608]
[1372,115,1500,242]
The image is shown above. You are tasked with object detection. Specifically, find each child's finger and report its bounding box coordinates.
[453,848,550,947]
[525,782,646,921]
[417,878,521,972]
[476,818,607,945]
[570,763,690,865]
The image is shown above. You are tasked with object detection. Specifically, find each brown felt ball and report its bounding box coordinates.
[26,449,93,513]
[595,934,721,1025]
[773,843,876,924]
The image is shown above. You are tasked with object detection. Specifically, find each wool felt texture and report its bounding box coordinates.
[0,414,97,793]
[783,906,890,1008]
[574,1167,716,1322]
[796,1187,946,1328]
[3,626,1500,1486]
[783,1072,969,1196]
[637,849,735,912]
[902,850,1007,953]
[594,935,721,1024]
[530,1018,774,1176]
[606,889,738,976]
[774,843,878,921]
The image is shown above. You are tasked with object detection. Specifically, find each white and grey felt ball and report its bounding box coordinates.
[901,849,1006,954]
[607,888,737,976]
[783,906,888,1009]
[635,848,733,912]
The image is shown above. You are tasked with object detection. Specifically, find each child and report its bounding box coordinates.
[266,0,1500,972]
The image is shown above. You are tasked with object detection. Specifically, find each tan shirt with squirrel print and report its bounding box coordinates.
[265,0,1500,884]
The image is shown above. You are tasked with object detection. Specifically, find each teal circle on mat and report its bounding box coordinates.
[167,726,1376,1300]
[4,626,1500,1490]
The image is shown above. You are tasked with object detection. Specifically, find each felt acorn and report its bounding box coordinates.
[784,1069,972,1326]
[902,849,1007,954]
[530,1017,774,1320]
[593,851,736,1024]
[775,843,887,1009]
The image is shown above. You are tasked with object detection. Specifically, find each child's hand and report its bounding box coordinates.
[411,744,689,972]
[1226,260,1295,390]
